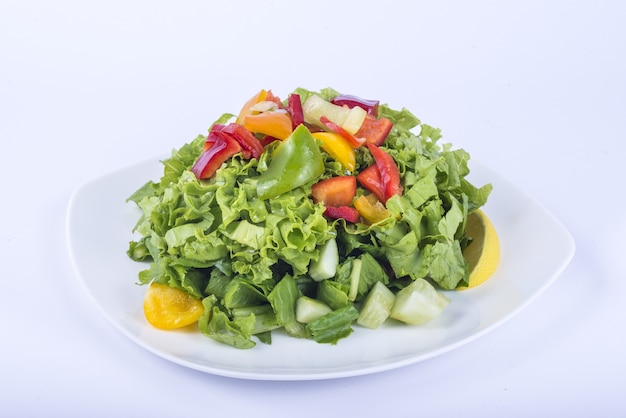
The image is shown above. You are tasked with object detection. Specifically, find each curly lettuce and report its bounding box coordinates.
[126,88,492,348]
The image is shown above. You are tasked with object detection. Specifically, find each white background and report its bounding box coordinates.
[1,0,624,416]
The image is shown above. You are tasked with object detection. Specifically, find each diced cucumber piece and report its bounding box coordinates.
[302,94,350,129]
[342,105,367,134]
[302,94,366,135]
[296,296,332,324]
[309,238,338,281]
[389,278,450,325]
[347,258,362,301]
[357,281,396,329]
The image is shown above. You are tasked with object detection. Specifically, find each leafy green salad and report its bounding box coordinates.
[126,87,492,349]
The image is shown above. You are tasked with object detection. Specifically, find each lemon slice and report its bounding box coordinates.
[143,283,204,330]
[458,209,500,290]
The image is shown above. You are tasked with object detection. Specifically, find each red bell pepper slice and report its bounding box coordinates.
[191,131,242,179]
[323,205,361,223]
[203,124,226,152]
[221,123,264,159]
[356,164,385,203]
[287,93,304,129]
[356,114,393,145]
[319,116,365,148]
[367,144,403,201]
[257,135,278,147]
[311,176,356,207]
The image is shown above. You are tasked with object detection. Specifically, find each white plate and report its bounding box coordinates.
[66,157,575,380]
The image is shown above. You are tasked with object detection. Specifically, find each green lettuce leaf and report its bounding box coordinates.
[127,87,494,348]
[305,305,359,344]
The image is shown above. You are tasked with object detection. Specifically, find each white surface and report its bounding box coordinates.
[1,0,623,415]
[67,157,573,380]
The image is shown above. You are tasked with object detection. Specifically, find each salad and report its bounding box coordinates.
[126,87,493,349]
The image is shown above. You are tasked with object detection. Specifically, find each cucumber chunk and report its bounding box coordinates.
[309,238,338,281]
[357,281,396,329]
[389,278,450,325]
[342,105,367,134]
[347,258,362,301]
[303,95,351,129]
[296,296,332,324]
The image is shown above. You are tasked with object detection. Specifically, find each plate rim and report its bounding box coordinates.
[66,157,575,380]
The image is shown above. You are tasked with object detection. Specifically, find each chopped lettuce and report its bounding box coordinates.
[127,87,492,348]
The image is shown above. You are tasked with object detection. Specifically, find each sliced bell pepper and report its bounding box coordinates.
[287,93,304,129]
[236,89,268,125]
[356,164,385,203]
[191,131,242,179]
[311,176,357,207]
[353,194,391,224]
[259,135,279,148]
[256,124,325,200]
[367,144,403,201]
[319,116,365,148]
[221,123,264,159]
[323,206,360,223]
[244,110,293,141]
[356,114,393,145]
[264,90,284,108]
[312,131,356,172]
[203,124,226,151]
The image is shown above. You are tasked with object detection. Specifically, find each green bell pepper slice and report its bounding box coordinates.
[256,124,325,200]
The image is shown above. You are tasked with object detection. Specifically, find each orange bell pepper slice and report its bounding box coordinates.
[236,89,268,125]
[353,194,391,224]
[243,111,293,140]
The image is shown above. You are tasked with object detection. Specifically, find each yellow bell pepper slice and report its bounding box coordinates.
[353,193,391,224]
[143,283,204,330]
[312,131,356,172]
[236,89,268,125]
[244,111,293,140]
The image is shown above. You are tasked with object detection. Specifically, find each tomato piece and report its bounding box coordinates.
[244,111,293,140]
[311,176,357,207]
[323,205,360,223]
[356,114,393,145]
[221,123,264,159]
[356,164,385,203]
[367,144,403,201]
[354,194,391,224]
[287,93,304,129]
[319,116,365,148]
[191,131,241,179]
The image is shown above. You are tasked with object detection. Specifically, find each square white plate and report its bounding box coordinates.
[66,157,574,380]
